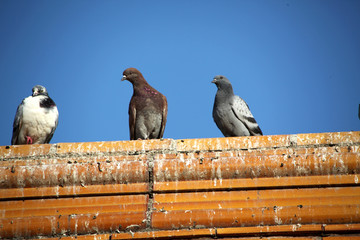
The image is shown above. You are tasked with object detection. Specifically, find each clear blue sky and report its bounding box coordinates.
[1,0,359,146]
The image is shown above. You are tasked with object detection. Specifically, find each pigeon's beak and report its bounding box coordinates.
[121,75,127,81]
[211,79,217,84]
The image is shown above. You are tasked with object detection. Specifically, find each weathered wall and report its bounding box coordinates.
[0,131,359,239]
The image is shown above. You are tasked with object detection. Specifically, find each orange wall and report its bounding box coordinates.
[1,132,359,239]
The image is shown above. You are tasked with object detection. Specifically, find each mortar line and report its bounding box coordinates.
[145,152,155,229]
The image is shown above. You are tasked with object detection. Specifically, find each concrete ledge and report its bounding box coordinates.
[0,131,359,239]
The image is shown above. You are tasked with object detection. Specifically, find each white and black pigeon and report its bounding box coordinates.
[212,75,263,137]
[11,85,59,145]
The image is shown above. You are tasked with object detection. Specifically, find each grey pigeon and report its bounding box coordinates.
[12,85,59,145]
[122,68,168,140]
[212,75,262,137]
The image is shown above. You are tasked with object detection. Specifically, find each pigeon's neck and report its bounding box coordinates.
[132,77,147,89]
[132,80,157,97]
[217,84,234,97]
[39,96,56,108]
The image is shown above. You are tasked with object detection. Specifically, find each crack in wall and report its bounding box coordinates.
[146,152,154,230]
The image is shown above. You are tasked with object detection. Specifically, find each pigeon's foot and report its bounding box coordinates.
[26,136,33,144]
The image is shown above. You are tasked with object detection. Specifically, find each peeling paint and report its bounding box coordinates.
[292,223,302,231]
[274,215,283,225]
[0,132,359,238]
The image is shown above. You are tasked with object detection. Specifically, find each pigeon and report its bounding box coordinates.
[212,75,262,137]
[11,85,59,145]
[121,68,168,140]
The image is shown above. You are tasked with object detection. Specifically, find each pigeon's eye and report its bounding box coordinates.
[220,76,223,79]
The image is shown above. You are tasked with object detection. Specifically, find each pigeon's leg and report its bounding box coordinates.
[26,136,33,144]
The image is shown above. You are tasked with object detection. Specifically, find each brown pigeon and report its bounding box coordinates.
[121,68,168,140]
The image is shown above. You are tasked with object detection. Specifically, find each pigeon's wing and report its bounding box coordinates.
[230,95,263,136]
[128,100,136,140]
[42,97,59,144]
[158,95,168,139]
[44,112,59,144]
[44,127,56,143]
[11,100,24,145]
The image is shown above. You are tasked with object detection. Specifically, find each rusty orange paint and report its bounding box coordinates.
[111,228,215,239]
[154,148,359,182]
[216,224,322,236]
[151,187,360,232]
[0,154,149,199]
[1,212,146,238]
[176,134,291,152]
[56,139,174,154]
[154,187,360,204]
[151,204,360,229]
[1,195,147,218]
[296,131,360,146]
[0,158,148,189]
[37,229,215,240]
[1,132,359,160]
[154,174,360,192]
[154,145,358,162]
[0,183,148,199]
[153,187,360,212]
[324,223,360,231]
[38,235,111,240]
[34,224,360,240]
[220,237,316,240]
[0,155,149,167]
[219,238,317,240]
[323,237,360,240]
[0,144,52,158]
[0,131,359,239]
[0,195,147,238]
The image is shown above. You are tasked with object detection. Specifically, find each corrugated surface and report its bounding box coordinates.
[153,145,359,191]
[152,187,360,229]
[1,195,147,238]
[0,131,359,239]
[0,155,149,199]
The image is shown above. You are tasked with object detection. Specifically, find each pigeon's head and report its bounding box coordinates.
[212,75,232,89]
[32,85,48,97]
[122,68,144,84]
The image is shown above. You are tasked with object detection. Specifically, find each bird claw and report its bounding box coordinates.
[26,136,33,144]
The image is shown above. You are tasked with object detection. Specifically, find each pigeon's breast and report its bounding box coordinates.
[21,96,59,143]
